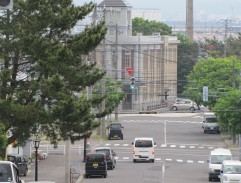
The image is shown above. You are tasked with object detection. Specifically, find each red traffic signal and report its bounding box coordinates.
[0,0,13,10]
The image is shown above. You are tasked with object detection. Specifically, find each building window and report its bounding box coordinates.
[125,50,131,68]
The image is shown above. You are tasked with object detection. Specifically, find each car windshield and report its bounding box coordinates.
[211,155,232,164]
[0,164,13,182]
[86,154,104,162]
[135,140,153,147]
[110,124,121,130]
[224,165,241,174]
[95,149,110,156]
[206,117,217,123]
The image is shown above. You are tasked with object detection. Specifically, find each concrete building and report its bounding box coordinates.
[95,0,179,111]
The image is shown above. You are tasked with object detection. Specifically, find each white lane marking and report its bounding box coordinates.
[115,157,119,160]
[123,144,129,146]
[105,144,111,146]
[199,147,204,149]
[161,144,167,147]
[166,159,172,161]
[114,144,120,146]
[187,160,194,163]
[123,157,129,160]
[155,158,161,161]
[170,145,176,148]
[198,161,205,164]
[177,159,183,163]
[190,146,195,149]
[180,146,186,148]
[208,147,214,149]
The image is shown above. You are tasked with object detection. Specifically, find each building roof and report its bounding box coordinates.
[98,0,132,7]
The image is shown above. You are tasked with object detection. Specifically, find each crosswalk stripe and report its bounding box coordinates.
[187,160,194,163]
[198,161,205,164]
[155,158,161,161]
[123,157,129,160]
[177,159,183,162]
[166,159,172,161]
[170,145,176,148]
[180,146,186,148]
[190,146,195,149]
[161,144,167,147]
[123,144,129,146]
[114,144,120,146]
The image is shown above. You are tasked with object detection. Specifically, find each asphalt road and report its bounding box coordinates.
[21,112,237,183]
[82,112,227,183]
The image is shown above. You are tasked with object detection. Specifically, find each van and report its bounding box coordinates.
[7,154,28,176]
[203,112,220,134]
[132,137,156,163]
[0,161,25,183]
[219,160,241,183]
[208,148,232,181]
[94,147,116,170]
[85,153,107,178]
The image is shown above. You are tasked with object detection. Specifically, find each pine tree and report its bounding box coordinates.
[0,0,108,157]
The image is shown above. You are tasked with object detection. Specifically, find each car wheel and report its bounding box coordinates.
[85,174,88,178]
[172,106,177,111]
[204,130,206,134]
[103,174,107,178]
[133,159,136,163]
[151,159,154,163]
[190,107,195,112]
[208,176,212,181]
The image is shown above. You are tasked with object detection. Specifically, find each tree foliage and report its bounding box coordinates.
[183,57,241,109]
[0,0,121,158]
[132,17,172,36]
[176,34,199,94]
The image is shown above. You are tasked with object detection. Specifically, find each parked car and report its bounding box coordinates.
[85,153,107,178]
[132,137,156,163]
[7,154,28,176]
[171,98,197,111]
[0,161,25,183]
[94,147,116,170]
[107,123,124,140]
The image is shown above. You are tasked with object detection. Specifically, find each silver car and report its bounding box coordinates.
[171,99,197,111]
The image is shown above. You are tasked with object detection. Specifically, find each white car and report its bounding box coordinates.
[219,160,241,183]
[171,98,197,111]
[132,137,156,163]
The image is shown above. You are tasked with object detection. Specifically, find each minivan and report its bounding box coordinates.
[85,153,107,178]
[208,148,232,181]
[203,112,220,134]
[94,147,116,170]
[0,161,25,183]
[132,137,156,163]
[219,160,241,183]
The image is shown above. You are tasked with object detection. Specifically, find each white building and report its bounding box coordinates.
[95,0,179,111]
[132,9,162,22]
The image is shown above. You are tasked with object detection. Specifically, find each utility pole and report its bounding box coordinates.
[219,19,233,57]
[115,23,119,122]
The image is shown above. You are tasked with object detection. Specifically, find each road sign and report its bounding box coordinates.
[203,86,208,102]
[126,67,134,76]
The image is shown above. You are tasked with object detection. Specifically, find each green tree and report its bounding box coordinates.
[132,17,172,36]
[176,34,199,94]
[0,123,7,160]
[0,0,116,158]
[183,57,241,109]
[226,33,241,59]
[214,89,241,144]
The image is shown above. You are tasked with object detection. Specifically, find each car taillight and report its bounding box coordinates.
[152,148,155,154]
[132,147,136,154]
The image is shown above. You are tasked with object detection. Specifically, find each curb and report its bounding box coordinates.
[76,175,84,183]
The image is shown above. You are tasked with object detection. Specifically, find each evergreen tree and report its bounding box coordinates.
[0,0,109,157]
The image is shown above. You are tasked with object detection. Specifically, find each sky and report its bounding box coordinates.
[74,0,241,22]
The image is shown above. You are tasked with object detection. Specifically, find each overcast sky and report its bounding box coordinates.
[74,0,241,21]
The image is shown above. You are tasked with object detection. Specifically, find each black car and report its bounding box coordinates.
[107,123,124,140]
[94,147,116,170]
[85,153,107,178]
[7,154,28,176]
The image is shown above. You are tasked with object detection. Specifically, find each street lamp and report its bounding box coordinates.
[33,138,40,181]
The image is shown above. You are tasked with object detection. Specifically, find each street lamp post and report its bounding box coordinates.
[33,139,40,181]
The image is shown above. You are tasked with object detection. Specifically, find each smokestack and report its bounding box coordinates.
[186,0,193,41]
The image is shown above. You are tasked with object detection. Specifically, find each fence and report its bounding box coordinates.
[38,144,84,155]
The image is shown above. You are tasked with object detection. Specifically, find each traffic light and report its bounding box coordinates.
[0,0,13,10]
[130,77,135,90]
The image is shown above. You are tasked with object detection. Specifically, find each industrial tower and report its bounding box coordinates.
[186,0,193,41]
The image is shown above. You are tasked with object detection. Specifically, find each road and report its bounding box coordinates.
[83,112,227,183]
